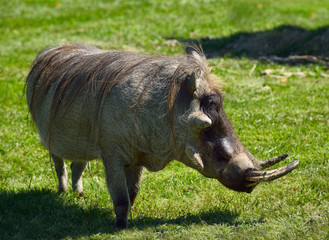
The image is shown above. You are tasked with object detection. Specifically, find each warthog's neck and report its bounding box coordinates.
[134,148,176,172]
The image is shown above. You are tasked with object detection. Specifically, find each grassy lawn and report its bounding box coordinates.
[0,0,328,239]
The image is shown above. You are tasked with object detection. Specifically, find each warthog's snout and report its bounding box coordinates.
[214,153,299,193]
[220,152,299,193]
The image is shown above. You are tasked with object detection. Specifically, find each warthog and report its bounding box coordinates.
[26,44,298,228]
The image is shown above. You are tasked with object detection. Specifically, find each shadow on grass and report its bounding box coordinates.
[0,189,262,239]
[175,24,329,63]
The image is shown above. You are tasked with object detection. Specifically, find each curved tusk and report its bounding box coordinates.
[259,153,289,170]
[245,160,299,182]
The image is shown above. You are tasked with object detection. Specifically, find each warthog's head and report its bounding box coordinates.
[180,47,298,193]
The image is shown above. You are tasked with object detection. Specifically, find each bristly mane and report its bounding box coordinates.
[26,43,219,145]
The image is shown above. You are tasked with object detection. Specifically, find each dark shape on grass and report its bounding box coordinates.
[175,25,329,66]
[0,189,252,239]
[26,43,298,229]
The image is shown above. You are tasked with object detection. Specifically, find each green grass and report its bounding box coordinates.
[1,0,329,239]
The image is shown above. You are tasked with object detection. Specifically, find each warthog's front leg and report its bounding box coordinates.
[71,161,88,194]
[124,166,143,206]
[102,157,130,229]
[51,153,68,193]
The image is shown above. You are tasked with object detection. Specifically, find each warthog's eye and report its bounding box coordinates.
[201,94,220,123]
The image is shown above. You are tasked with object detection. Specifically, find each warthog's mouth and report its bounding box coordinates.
[244,153,299,183]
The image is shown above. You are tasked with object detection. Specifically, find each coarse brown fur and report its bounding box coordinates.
[26,43,220,147]
[26,43,224,228]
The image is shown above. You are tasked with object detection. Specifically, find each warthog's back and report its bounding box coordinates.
[26,44,192,161]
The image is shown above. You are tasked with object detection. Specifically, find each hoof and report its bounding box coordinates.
[77,192,85,198]
[58,186,68,194]
[115,218,128,229]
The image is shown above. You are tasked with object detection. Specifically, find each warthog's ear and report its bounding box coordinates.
[186,45,206,65]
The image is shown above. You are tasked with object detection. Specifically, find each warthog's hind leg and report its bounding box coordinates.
[71,161,88,194]
[51,153,68,193]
